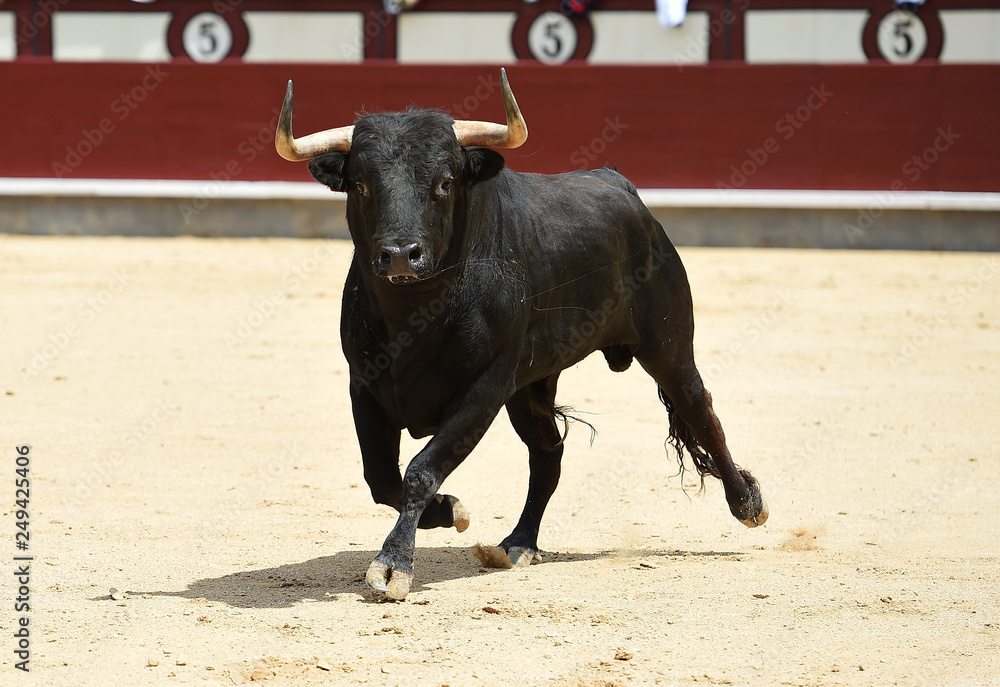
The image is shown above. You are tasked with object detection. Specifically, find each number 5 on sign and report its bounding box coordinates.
[182,13,234,63]
[528,12,578,64]
[876,10,928,64]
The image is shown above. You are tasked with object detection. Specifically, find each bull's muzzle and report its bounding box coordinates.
[376,241,429,284]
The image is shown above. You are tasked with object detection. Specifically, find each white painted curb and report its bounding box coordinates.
[2,178,999,211]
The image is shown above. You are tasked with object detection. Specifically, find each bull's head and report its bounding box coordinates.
[276,69,527,285]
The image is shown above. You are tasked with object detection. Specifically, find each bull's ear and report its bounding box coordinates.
[463,148,505,186]
[308,153,349,192]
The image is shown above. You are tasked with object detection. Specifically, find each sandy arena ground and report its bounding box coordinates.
[1,235,998,686]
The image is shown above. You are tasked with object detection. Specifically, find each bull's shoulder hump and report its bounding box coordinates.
[500,168,644,207]
[579,167,640,198]
[491,170,660,251]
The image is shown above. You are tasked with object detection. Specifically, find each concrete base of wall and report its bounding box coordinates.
[0,195,349,239]
[2,180,998,251]
[651,207,1000,252]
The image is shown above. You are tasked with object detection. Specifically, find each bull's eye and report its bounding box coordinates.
[436,177,453,198]
[354,181,368,198]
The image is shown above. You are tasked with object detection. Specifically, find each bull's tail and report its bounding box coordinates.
[659,387,721,491]
[554,405,597,447]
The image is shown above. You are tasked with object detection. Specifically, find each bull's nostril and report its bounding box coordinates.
[377,242,423,279]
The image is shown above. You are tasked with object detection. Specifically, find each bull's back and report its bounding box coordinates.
[495,167,661,272]
[486,168,685,376]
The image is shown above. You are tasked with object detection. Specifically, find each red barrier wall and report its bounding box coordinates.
[1,62,997,191]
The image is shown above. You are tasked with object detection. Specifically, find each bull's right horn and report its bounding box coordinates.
[275,80,354,162]
[452,68,528,149]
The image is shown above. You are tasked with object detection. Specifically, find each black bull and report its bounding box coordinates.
[291,92,767,600]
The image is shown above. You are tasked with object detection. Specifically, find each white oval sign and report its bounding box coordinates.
[182,13,234,63]
[527,12,577,65]
[876,11,928,64]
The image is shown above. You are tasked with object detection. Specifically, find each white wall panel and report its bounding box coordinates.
[589,11,710,64]
[398,12,517,64]
[940,10,1000,63]
[53,12,171,62]
[746,10,869,64]
[243,12,364,63]
[0,12,16,60]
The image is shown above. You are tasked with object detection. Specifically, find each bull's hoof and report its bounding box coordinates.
[731,472,768,528]
[451,497,470,533]
[365,560,390,592]
[365,559,413,600]
[736,493,769,528]
[386,570,413,600]
[472,543,542,569]
[506,545,542,568]
[418,493,471,531]
[493,533,543,568]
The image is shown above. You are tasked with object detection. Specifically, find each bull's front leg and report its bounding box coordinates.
[365,377,510,601]
[350,382,469,532]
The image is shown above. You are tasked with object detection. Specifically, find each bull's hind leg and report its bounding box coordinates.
[637,356,768,528]
[499,375,565,567]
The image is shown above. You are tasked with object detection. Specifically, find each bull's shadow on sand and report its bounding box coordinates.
[139,546,593,608]
[136,546,740,608]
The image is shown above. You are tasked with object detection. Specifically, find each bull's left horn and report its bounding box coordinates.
[275,80,354,162]
[452,68,528,149]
